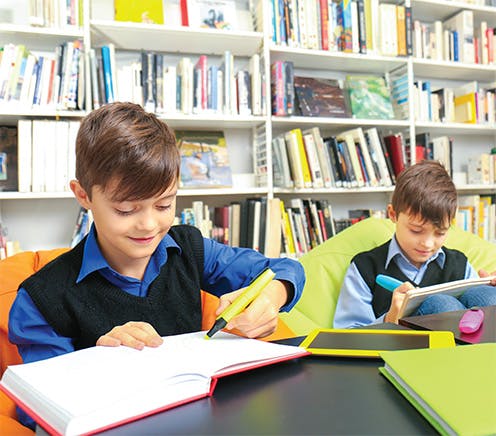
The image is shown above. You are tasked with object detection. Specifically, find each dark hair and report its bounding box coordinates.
[391,160,457,227]
[75,102,179,201]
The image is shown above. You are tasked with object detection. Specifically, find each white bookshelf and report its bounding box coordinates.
[2,0,496,252]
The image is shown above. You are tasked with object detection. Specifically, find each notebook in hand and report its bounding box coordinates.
[397,275,496,318]
[0,331,307,436]
[380,343,496,436]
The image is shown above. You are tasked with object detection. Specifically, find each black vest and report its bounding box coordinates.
[353,240,467,317]
[22,225,205,350]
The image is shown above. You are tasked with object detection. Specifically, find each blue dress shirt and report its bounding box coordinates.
[333,236,477,329]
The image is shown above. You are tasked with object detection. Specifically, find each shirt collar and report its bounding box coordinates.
[385,235,445,270]
[77,224,181,283]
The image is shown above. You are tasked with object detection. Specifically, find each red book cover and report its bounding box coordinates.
[319,0,329,51]
[180,0,189,26]
[383,134,406,176]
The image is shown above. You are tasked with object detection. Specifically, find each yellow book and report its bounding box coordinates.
[114,0,164,24]
[396,5,406,56]
[279,200,296,256]
[291,128,313,188]
[454,93,477,123]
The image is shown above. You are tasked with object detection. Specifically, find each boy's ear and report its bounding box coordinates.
[387,204,397,222]
[70,180,92,209]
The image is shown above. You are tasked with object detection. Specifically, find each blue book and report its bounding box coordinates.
[32,56,44,106]
[452,30,459,62]
[208,65,218,112]
[422,81,432,121]
[100,45,114,103]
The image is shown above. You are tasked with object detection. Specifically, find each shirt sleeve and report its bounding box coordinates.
[8,288,75,430]
[333,262,382,328]
[465,261,479,279]
[202,238,305,311]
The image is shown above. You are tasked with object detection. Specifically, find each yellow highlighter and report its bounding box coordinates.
[204,268,276,339]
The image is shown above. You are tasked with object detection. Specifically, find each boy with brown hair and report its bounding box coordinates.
[334,160,496,328]
[9,102,305,429]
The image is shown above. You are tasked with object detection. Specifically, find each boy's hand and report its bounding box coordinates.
[384,282,415,324]
[216,280,290,338]
[96,321,164,350]
[478,269,496,286]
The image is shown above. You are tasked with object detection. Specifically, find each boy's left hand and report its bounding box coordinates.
[216,280,290,338]
[478,269,496,286]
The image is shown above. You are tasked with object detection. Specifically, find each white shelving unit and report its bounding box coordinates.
[2,0,496,251]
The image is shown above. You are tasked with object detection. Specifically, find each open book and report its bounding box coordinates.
[398,276,496,319]
[0,331,307,436]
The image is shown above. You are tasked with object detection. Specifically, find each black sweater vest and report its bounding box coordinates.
[22,225,205,350]
[353,240,467,317]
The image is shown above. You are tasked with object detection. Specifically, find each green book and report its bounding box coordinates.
[380,344,496,436]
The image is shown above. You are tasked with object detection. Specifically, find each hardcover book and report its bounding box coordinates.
[176,130,233,188]
[0,331,307,436]
[114,0,164,24]
[380,344,496,435]
[345,75,394,120]
[294,76,349,118]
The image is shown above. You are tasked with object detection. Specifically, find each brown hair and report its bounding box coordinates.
[391,160,457,227]
[75,102,179,201]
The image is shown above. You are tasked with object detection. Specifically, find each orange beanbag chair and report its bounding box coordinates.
[0,248,294,434]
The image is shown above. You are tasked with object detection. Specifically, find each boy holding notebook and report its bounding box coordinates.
[8,102,305,429]
[334,160,496,328]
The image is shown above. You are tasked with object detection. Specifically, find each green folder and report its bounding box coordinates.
[380,344,496,436]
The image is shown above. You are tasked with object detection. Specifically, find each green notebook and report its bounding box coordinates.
[380,344,496,436]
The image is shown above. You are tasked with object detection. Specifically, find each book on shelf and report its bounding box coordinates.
[345,75,394,120]
[380,344,496,436]
[0,331,307,436]
[272,134,293,189]
[176,130,233,188]
[396,275,496,319]
[184,0,239,30]
[363,128,394,187]
[0,126,18,192]
[383,133,406,177]
[114,0,164,24]
[283,128,312,189]
[293,76,349,118]
[443,9,474,64]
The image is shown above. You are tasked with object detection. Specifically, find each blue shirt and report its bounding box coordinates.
[333,236,477,328]
[9,225,305,364]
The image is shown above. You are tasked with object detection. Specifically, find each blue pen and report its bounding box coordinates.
[376,274,403,292]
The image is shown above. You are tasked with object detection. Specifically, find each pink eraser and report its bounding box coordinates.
[458,307,484,334]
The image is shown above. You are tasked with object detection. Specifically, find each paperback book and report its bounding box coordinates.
[176,130,233,188]
[345,75,395,120]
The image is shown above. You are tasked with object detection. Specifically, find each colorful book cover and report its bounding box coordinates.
[294,76,349,118]
[345,74,394,120]
[114,0,164,24]
[176,130,233,188]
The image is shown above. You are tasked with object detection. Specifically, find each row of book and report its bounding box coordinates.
[467,150,496,185]
[0,120,79,194]
[414,80,496,125]
[456,194,496,242]
[268,0,412,58]
[90,45,263,116]
[271,64,397,120]
[413,10,494,65]
[175,197,389,258]
[0,41,85,111]
[28,0,82,29]
[272,126,398,190]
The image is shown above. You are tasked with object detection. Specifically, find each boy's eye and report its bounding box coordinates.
[157,205,172,211]
[115,209,134,216]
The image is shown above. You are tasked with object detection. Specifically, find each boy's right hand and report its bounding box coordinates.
[96,321,163,350]
[384,282,415,324]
